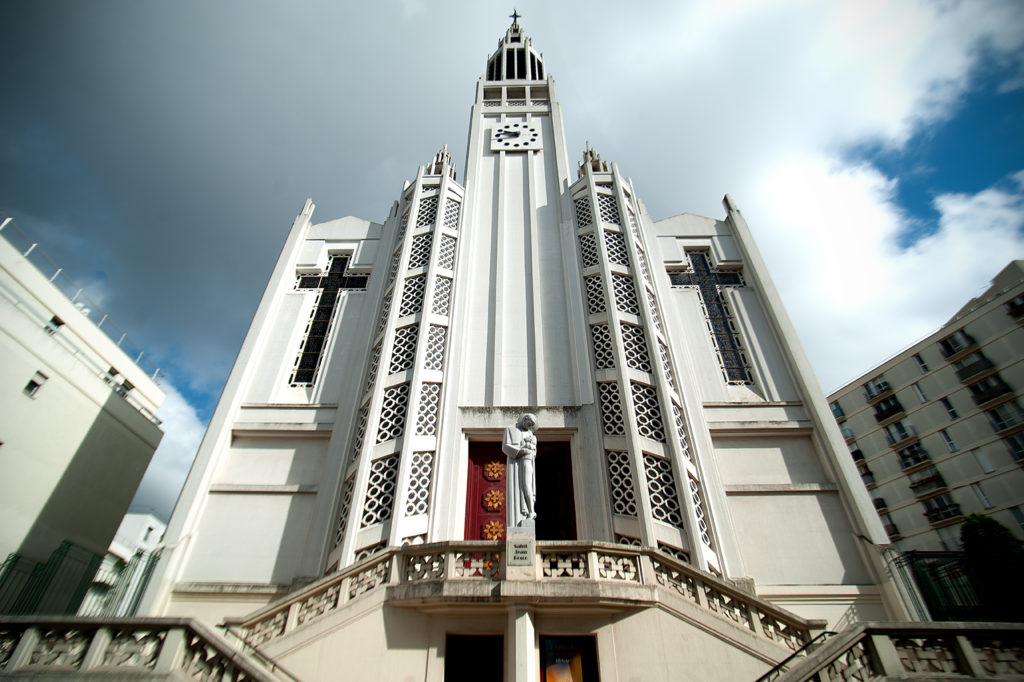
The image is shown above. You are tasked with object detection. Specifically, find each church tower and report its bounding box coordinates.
[142,16,911,681]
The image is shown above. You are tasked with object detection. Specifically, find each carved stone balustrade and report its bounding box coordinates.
[0,616,281,680]
[231,541,822,654]
[771,622,1024,681]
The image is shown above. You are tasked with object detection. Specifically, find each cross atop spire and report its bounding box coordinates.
[509,9,521,27]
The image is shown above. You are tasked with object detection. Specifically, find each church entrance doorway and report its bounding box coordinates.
[464,440,576,542]
[445,634,503,681]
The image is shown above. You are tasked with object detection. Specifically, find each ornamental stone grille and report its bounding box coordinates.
[644,453,685,529]
[604,230,630,267]
[598,381,626,435]
[584,275,606,315]
[335,477,354,546]
[351,407,368,462]
[590,323,615,369]
[574,196,593,227]
[423,325,446,371]
[659,342,677,394]
[672,402,692,463]
[405,451,434,516]
[376,384,410,443]
[578,232,599,269]
[415,383,441,435]
[437,234,457,271]
[431,276,452,316]
[388,324,419,375]
[361,455,399,527]
[377,295,393,335]
[689,475,713,547]
[597,194,621,224]
[605,450,638,517]
[399,274,426,317]
[442,199,461,232]
[364,343,381,396]
[620,323,652,372]
[611,273,640,315]
[631,381,665,442]
[408,234,433,270]
[415,196,439,228]
[646,289,664,334]
[635,245,652,286]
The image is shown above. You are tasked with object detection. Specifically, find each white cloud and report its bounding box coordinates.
[129,383,205,522]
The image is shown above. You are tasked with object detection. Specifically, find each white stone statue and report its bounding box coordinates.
[502,413,538,529]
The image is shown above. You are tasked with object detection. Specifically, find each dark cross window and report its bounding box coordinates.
[291,255,369,386]
[668,250,752,384]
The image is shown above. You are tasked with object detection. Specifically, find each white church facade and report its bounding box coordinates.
[134,18,919,681]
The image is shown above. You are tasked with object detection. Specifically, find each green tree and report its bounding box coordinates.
[960,514,1024,622]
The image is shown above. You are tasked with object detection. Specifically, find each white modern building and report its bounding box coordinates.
[0,218,165,615]
[134,18,917,682]
[78,513,166,618]
[828,261,1024,552]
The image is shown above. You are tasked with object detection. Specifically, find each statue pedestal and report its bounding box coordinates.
[505,526,536,581]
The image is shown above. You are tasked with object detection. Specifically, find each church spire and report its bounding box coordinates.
[485,14,544,81]
[426,144,456,179]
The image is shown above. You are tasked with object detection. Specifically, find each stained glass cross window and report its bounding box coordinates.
[668,251,752,384]
[291,255,369,385]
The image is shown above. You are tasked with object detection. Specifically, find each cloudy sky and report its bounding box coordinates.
[2,0,1022,521]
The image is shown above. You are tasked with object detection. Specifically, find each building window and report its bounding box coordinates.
[880,512,899,538]
[884,420,916,445]
[911,382,927,403]
[897,442,931,468]
[830,400,845,420]
[987,400,1024,432]
[864,377,892,400]
[940,397,959,420]
[1003,433,1024,462]
[971,482,994,509]
[913,353,929,373]
[23,371,48,398]
[938,329,975,357]
[1005,294,1024,319]
[46,315,64,334]
[907,466,944,493]
[940,429,957,452]
[967,374,1012,405]
[1011,506,1024,533]
[972,448,995,473]
[923,493,961,523]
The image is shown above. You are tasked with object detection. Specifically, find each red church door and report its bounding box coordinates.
[465,443,508,541]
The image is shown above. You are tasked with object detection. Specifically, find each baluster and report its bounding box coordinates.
[153,627,186,674]
[80,626,111,670]
[7,626,39,670]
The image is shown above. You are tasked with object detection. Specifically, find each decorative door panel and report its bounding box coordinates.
[465,443,506,541]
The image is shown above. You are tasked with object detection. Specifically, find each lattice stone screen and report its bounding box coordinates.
[631,381,665,442]
[351,407,368,461]
[388,325,419,375]
[611,273,640,315]
[671,402,692,463]
[584,275,606,315]
[423,326,446,371]
[604,230,629,266]
[431,276,452,316]
[579,232,598,268]
[405,451,434,516]
[364,343,381,395]
[334,476,354,546]
[598,382,626,435]
[377,295,393,335]
[659,342,677,393]
[597,194,621,224]
[408,234,433,270]
[437,235,457,271]
[605,450,638,517]
[620,323,651,372]
[376,384,410,443]
[574,196,593,227]
[415,196,439,228]
[415,383,441,435]
[689,475,713,547]
[442,199,461,231]
[643,453,685,529]
[399,274,426,317]
[361,454,399,527]
[590,323,614,369]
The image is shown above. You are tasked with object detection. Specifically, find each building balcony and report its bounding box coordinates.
[883,523,901,539]
[840,425,856,443]
[939,333,977,360]
[955,355,994,382]
[864,380,893,404]
[970,381,1012,407]
[873,401,905,424]
[1006,296,1024,319]
[872,498,888,512]
[924,503,963,525]
[908,473,947,496]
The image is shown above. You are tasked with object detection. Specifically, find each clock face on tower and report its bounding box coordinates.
[490,122,541,151]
